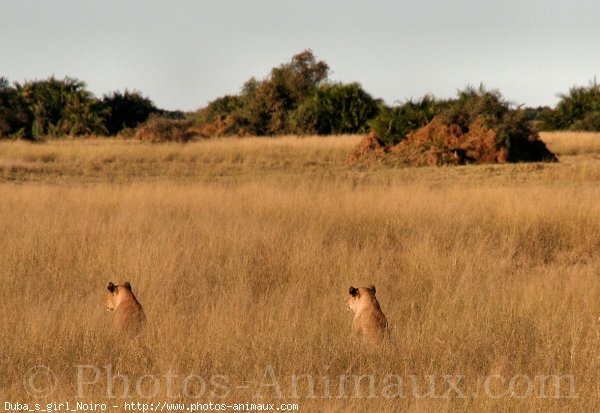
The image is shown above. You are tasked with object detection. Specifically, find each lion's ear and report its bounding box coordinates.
[368,285,376,295]
[349,286,358,297]
[107,282,116,293]
[123,282,132,291]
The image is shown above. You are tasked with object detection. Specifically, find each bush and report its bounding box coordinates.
[134,116,196,143]
[0,76,183,139]
[572,112,600,131]
[352,86,557,166]
[191,95,249,137]
[291,82,380,135]
[558,82,600,130]
[195,95,242,124]
[440,86,508,132]
[369,95,441,146]
[0,77,33,139]
[439,86,541,159]
[193,51,382,137]
[102,90,158,135]
[193,50,330,136]
[17,76,107,137]
[537,80,600,131]
[239,50,330,135]
[535,107,562,131]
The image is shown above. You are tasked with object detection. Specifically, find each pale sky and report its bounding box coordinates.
[2,0,599,111]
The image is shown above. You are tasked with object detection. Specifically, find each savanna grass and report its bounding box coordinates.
[2,132,600,411]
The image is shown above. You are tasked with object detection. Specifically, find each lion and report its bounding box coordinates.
[105,282,146,333]
[345,285,389,344]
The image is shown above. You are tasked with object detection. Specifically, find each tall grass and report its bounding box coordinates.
[0,136,359,184]
[2,133,600,411]
[541,131,600,156]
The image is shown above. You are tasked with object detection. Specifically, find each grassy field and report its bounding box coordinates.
[3,132,600,412]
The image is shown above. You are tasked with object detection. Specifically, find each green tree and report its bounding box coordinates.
[197,95,242,123]
[554,81,600,130]
[237,78,271,135]
[536,107,562,131]
[17,76,107,137]
[292,82,380,134]
[61,92,108,135]
[238,50,329,135]
[0,77,32,139]
[102,90,158,135]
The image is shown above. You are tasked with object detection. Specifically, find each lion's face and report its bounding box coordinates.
[345,285,377,312]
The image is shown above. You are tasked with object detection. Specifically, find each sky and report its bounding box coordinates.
[2,0,599,111]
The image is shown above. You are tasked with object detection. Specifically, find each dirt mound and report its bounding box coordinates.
[348,116,557,166]
[347,132,387,165]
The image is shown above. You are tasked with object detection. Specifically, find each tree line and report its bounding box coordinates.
[1,50,600,140]
[0,77,182,139]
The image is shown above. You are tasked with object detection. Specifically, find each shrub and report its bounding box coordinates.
[535,107,562,131]
[191,95,248,137]
[291,82,380,135]
[439,86,543,159]
[369,95,442,146]
[538,80,600,131]
[0,77,33,139]
[134,116,196,143]
[195,95,242,124]
[240,50,329,135]
[572,112,600,131]
[440,86,508,132]
[102,90,158,135]
[194,50,330,136]
[60,93,108,136]
[353,86,557,166]
[558,82,600,130]
[17,76,107,137]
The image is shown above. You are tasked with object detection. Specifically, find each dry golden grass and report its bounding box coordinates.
[2,132,600,412]
[541,131,600,156]
[0,136,359,184]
